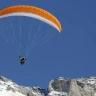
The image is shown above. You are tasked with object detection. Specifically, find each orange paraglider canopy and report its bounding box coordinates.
[0,5,62,32]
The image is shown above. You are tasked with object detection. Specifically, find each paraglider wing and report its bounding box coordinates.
[0,5,62,32]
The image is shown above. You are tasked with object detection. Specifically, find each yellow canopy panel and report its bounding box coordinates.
[0,5,62,32]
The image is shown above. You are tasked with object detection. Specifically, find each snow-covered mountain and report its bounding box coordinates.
[0,75,96,96]
[0,75,46,96]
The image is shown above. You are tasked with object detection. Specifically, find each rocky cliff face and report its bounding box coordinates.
[48,77,96,96]
[0,75,96,96]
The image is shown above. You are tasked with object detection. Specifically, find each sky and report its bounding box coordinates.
[0,0,96,89]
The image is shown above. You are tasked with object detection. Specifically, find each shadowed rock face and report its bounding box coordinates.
[51,78,71,92]
[0,76,9,82]
[0,76,96,96]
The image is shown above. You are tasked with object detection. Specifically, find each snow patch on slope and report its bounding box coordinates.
[0,90,25,96]
[48,91,67,96]
[77,76,96,85]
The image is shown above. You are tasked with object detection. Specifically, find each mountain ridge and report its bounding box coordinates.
[0,75,96,96]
